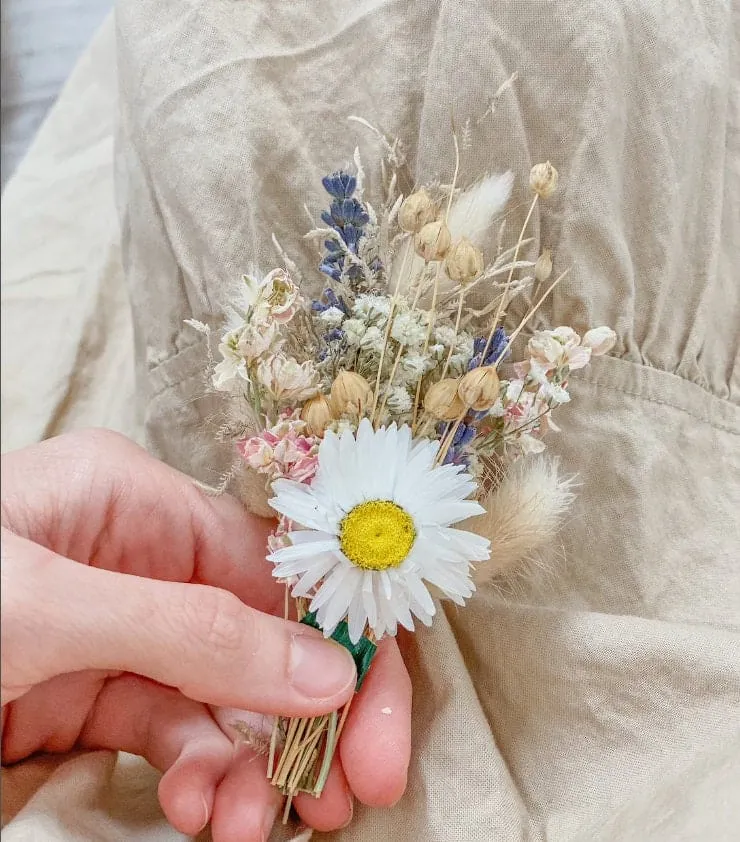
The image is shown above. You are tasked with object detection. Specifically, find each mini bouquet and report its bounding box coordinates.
[187,119,615,817]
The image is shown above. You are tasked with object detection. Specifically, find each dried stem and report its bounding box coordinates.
[376,275,425,421]
[493,269,569,368]
[371,240,415,421]
[439,287,466,382]
[411,266,442,427]
[444,131,461,223]
[481,194,539,363]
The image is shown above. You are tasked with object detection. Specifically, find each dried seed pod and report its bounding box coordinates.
[529,162,559,198]
[424,378,465,420]
[330,371,373,416]
[301,394,335,436]
[445,237,484,284]
[457,366,500,411]
[414,220,452,262]
[398,189,437,233]
[582,326,617,356]
[534,248,553,283]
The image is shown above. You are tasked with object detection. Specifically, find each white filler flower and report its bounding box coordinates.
[268,419,490,642]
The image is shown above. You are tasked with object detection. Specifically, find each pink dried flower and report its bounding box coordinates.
[237,414,319,484]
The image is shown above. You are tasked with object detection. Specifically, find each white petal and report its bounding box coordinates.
[287,530,337,545]
[268,538,339,563]
[361,572,378,630]
[269,483,333,533]
[347,585,368,644]
[380,570,393,600]
[272,555,321,578]
[311,560,352,611]
[318,566,359,633]
[404,571,436,617]
[290,553,340,597]
[415,500,485,527]
[438,527,491,561]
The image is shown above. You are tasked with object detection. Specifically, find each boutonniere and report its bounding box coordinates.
[187,119,615,821]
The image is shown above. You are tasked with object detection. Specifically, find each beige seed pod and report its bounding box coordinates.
[398,189,437,233]
[457,366,500,411]
[445,237,485,284]
[529,161,559,198]
[330,370,373,416]
[424,378,465,421]
[534,248,553,283]
[414,220,452,262]
[301,394,335,436]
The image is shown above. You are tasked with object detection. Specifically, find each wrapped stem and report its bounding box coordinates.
[267,608,377,815]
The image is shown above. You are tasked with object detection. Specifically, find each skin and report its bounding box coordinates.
[1,429,411,840]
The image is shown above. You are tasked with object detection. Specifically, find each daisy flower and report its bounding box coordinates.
[268,419,490,643]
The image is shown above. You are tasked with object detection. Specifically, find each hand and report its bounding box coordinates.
[1,430,411,839]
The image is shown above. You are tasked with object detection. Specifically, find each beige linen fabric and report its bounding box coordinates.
[1,18,141,454]
[3,1,740,840]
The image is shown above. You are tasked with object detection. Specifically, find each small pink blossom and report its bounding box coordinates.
[240,435,274,470]
[237,413,319,484]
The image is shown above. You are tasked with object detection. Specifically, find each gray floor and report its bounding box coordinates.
[1,0,110,187]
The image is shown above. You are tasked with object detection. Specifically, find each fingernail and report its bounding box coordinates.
[340,793,354,828]
[289,634,355,699]
[261,802,280,842]
[196,792,209,833]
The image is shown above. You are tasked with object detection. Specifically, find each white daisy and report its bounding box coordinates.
[268,419,490,643]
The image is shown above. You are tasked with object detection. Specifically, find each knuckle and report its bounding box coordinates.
[185,586,257,655]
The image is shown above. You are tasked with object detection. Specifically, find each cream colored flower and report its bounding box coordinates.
[257,354,319,402]
[213,329,249,391]
[358,325,384,353]
[259,268,301,324]
[385,385,413,415]
[582,326,617,356]
[528,327,591,372]
[317,306,345,329]
[237,320,280,362]
[398,353,431,384]
[391,310,428,347]
[342,318,367,346]
[352,294,392,324]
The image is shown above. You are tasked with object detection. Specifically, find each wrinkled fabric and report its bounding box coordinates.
[2,1,740,841]
[1,18,140,452]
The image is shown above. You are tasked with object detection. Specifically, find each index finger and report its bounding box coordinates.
[1,429,283,614]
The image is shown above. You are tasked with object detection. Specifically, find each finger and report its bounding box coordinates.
[1,429,282,613]
[2,533,356,714]
[339,638,412,807]
[79,674,232,836]
[209,741,282,842]
[293,757,353,832]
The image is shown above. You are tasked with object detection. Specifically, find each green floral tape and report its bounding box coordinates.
[300,611,377,690]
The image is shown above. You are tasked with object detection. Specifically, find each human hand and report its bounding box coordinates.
[1,430,411,839]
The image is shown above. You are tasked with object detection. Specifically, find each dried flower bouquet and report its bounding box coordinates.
[186,119,615,820]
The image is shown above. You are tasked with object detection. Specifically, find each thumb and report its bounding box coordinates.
[1,530,355,714]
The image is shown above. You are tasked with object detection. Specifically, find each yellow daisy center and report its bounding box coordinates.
[339,500,416,571]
